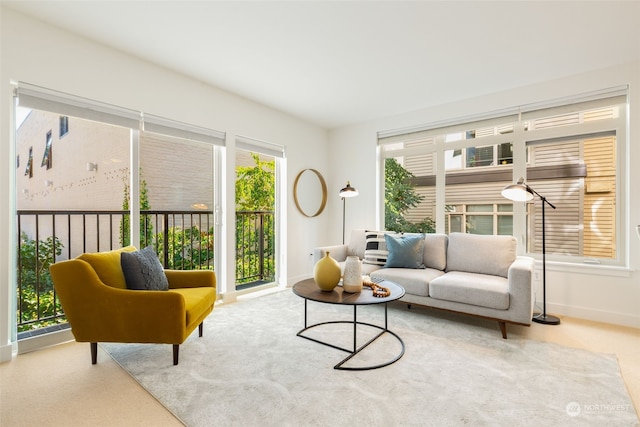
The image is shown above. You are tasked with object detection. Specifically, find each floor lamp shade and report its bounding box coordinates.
[502,178,560,325]
[339,181,359,244]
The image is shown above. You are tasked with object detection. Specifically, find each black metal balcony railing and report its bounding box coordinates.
[16,209,275,335]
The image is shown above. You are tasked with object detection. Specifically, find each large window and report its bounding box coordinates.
[379,88,628,266]
[13,83,225,344]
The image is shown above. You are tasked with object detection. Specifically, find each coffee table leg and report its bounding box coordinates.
[296,300,405,370]
[353,305,357,352]
[304,299,308,328]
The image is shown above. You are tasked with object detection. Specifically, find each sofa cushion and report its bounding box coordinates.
[169,287,216,328]
[121,246,169,291]
[371,267,443,297]
[445,233,516,278]
[423,234,448,271]
[347,229,368,259]
[77,246,137,289]
[363,231,389,266]
[429,271,510,310]
[384,233,425,269]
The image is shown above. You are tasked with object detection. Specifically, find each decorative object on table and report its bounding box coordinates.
[342,255,363,293]
[293,168,327,217]
[502,177,560,325]
[362,276,391,298]
[313,251,341,291]
[339,181,359,244]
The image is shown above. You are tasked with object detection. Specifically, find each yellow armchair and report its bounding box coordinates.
[49,247,216,365]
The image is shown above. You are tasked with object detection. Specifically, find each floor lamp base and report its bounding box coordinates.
[532,312,561,325]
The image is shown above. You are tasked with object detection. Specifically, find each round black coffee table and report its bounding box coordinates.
[292,278,405,371]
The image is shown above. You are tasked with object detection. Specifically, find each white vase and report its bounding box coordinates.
[342,256,362,293]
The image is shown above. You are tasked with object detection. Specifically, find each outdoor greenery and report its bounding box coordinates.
[120,173,154,247]
[155,226,215,270]
[17,233,64,332]
[384,158,436,233]
[235,153,276,284]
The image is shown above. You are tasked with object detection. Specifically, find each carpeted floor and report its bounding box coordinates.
[103,289,639,427]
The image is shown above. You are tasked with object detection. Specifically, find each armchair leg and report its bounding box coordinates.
[173,344,179,365]
[90,342,98,364]
[199,322,204,337]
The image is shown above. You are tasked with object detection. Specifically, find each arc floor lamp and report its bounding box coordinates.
[339,181,359,244]
[502,178,560,325]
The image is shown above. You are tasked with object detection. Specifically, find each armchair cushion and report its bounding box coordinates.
[77,246,137,289]
[121,246,169,291]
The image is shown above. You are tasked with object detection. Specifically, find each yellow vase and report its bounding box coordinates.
[313,251,341,291]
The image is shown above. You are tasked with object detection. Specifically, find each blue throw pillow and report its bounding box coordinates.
[384,233,426,269]
[120,246,169,291]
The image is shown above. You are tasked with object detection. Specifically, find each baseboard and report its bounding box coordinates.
[0,342,15,362]
[17,328,75,355]
[542,301,640,329]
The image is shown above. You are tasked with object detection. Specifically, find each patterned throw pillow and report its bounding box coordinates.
[363,231,389,266]
[120,246,169,291]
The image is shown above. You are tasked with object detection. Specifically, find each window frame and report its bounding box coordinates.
[378,87,629,267]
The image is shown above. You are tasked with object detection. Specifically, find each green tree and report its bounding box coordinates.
[384,158,435,233]
[120,173,154,247]
[236,153,275,210]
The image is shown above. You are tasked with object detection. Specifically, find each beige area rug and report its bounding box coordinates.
[103,289,639,427]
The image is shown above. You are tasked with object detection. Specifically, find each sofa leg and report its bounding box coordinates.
[498,322,507,339]
[407,304,412,310]
[90,342,98,364]
[199,322,203,337]
[173,344,179,365]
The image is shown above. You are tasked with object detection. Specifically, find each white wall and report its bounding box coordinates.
[0,7,333,361]
[329,61,640,329]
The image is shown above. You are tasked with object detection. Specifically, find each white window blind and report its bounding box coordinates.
[235,135,285,158]
[15,82,140,129]
[143,114,225,146]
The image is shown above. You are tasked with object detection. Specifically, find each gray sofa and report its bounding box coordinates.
[313,230,534,338]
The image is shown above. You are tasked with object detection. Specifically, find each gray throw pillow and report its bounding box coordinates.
[384,233,426,269]
[120,246,169,291]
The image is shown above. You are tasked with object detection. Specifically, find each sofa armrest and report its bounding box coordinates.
[313,245,347,265]
[507,256,535,325]
[165,269,216,289]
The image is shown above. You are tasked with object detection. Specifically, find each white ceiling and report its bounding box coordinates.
[4,1,640,129]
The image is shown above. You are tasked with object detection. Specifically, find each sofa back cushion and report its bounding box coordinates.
[78,246,137,289]
[347,229,368,259]
[445,233,516,278]
[423,234,448,271]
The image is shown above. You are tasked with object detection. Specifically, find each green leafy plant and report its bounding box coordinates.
[154,226,214,270]
[384,158,435,233]
[235,153,275,211]
[17,233,64,332]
